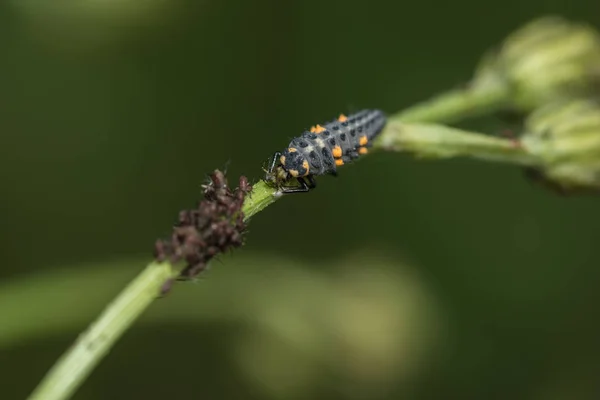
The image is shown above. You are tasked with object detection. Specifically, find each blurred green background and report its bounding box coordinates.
[2,1,600,399]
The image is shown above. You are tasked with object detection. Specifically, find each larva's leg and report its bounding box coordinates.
[279,176,313,193]
[266,151,282,174]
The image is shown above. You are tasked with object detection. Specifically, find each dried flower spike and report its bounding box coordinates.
[154,170,252,289]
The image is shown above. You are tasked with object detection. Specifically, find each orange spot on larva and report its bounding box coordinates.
[302,160,310,175]
[313,124,326,134]
[310,126,317,133]
[288,147,297,152]
[359,135,368,146]
[289,169,299,177]
[332,145,342,158]
[280,155,286,165]
[338,114,348,123]
[358,147,368,155]
[335,159,344,166]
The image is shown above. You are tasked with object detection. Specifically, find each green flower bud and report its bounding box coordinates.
[396,16,600,125]
[473,16,600,112]
[521,98,600,193]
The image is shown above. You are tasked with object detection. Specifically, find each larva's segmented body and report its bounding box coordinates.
[264,109,386,193]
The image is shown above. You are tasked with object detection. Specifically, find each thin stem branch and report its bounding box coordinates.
[374,121,539,166]
[393,79,510,124]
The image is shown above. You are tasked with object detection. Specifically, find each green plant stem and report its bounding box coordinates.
[392,80,510,124]
[27,261,175,400]
[238,180,279,218]
[26,181,278,400]
[26,90,537,400]
[374,121,538,166]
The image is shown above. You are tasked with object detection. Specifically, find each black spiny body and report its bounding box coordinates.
[264,109,386,193]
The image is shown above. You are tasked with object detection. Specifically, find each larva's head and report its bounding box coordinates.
[263,163,287,186]
[263,148,310,188]
[279,148,310,178]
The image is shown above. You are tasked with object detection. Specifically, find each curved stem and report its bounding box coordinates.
[374,121,538,166]
[26,181,279,400]
[26,262,174,400]
[393,80,510,124]
[25,87,530,400]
